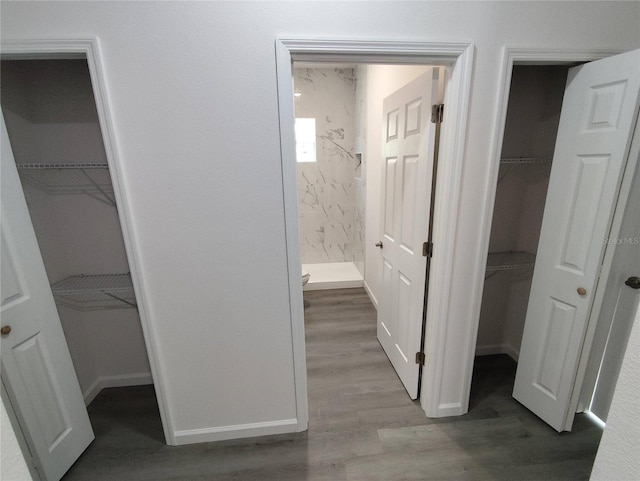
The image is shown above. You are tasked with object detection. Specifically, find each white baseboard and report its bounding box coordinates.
[172,418,299,446]
[475,343,506,357]
[83,372,153,405]
[436,402,464,417]
[363,280,378,309]
[475,343,519,362]
[503,343,520,362]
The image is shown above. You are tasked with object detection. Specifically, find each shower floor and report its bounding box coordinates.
[302,262,364,290]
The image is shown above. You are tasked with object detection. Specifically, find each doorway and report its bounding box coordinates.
[277,39,475,425]
[473,63,569,412]
[0,47,167,480]
[290,59,446,406]
[472,50,640,434]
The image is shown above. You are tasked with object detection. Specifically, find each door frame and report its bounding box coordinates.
[275,38,474,425]
[466,47,634,425]
[0,38,174,445]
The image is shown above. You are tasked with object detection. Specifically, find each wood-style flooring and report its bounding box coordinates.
[63,288,603,480]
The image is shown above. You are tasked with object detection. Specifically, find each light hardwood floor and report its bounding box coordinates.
[63,288,602,480]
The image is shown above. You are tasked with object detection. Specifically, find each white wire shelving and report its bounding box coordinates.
[486,251,536,271]
[485,251,536,280]
[500,157,552,164]
[16,163,116,207]
[51,273,137,310]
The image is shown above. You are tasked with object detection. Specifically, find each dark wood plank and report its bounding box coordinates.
[63,288,603,481]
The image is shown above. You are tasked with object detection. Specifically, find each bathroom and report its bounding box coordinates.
[294,65,365,291]
[294,63,437,297]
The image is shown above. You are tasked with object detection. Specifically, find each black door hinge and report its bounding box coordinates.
[422,242,433,257]
[431,104,444,124]
[415,351,425,365]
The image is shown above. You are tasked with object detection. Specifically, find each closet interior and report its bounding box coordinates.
[475,65,569,372]
[1,59,155,407]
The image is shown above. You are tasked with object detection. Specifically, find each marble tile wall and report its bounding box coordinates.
[353,65,367,277]
[294,67,361,264]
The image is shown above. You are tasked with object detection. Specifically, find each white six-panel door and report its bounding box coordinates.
[513,49,640,432]
[377,69,439,399]
[1,115,94,480]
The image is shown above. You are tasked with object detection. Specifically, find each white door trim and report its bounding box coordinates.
[0,37,174,445]
[465,47,625,415]
[275,38,475,423]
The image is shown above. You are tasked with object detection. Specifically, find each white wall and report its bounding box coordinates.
[590,303,640,481]
[2,0,639,456]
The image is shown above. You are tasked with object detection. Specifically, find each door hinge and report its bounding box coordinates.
[415,351,426,365]
[431,104,444,124]
[422,241,433,257]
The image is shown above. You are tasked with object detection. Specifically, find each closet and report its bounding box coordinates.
[476,66,569,368]
[1,59,154,405]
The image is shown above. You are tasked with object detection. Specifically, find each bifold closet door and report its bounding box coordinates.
[1,114,94,480]
[513,49,640,432]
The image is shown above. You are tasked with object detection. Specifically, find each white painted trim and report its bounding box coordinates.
[83,373,153,406]
[475,344,507,357]
[275,40,309,434]
[463,48,624,420]
[363,280,378,309]
[173,418,299,445]
[503,343,520,363]
[436,403,464,417]
[475,344,519,362]
[421,44,475,419]
[276,38,475,422]
[0,38,174,445]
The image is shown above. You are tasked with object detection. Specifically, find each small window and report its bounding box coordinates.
[295,118,316,163]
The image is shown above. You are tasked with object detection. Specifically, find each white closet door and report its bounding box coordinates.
[588,159,640,422]
[513,49,640,432]
[377,69,439,399]
[1,114,94,480]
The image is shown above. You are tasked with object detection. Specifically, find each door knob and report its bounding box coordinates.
[1,325,11,336]
[625,276,640,289]
[375,241,383,249]
[577,287,587,296]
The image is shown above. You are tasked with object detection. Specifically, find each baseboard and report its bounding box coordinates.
[304,279,363,291]
[363,280,378,309]
[475,343,519,362]
[435,402,465,417]
[475,343,507,357]
[83,372,153,405]
[172,418,299,445]
[503,343,520,362]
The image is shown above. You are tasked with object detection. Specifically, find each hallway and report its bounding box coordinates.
[63,288,602,480]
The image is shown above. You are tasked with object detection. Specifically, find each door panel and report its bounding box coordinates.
[513,49,640,431]
[1,114,94,480]
[585,152,640,421]
[377,69,440,399]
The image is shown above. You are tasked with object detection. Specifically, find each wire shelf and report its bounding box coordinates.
[500,157,552,164]
[486,251,536,272]
[51,273,137,311]
[16,163,116,206]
